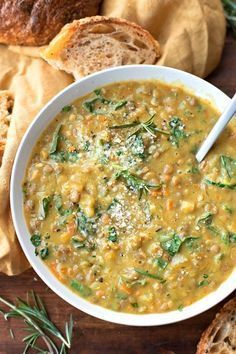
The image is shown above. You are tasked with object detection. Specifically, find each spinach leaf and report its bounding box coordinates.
[161,234,198,256]
[39,197,51,220]
[71,280,92,297]
[61,105,72,112]
[50,124,62,154]
[161,234,182,256]
[76,208,96,237]
[169,117,186,147]
[134,269,165,282]
[205,179,236,190]
[108,226,118,242]
[30,233,41,247]
[220,155,236,179]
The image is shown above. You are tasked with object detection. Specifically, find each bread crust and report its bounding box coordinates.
[41,16,161,79]
[0,0,102,46]
[0,90,14,165]
[196,297,236,354]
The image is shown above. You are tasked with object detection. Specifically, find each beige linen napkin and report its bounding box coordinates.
[0,45,73,275]
[101,0,226,78]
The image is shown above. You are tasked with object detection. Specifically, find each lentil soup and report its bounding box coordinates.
[23,80,236,314]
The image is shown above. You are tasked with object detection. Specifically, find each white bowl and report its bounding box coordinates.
[11,65,236,326]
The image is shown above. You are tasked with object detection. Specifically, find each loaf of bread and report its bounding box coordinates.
[0,0,102,46]
[197,297,236,354]
[0,91,14,165]
[41,16,161,80]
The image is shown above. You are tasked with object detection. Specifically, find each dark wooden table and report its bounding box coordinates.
[0,32,235,354]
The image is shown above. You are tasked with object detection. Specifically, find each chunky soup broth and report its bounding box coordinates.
[23,81,236,313]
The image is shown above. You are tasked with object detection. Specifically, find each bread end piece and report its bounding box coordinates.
[41,16,161,79]
[196,297,236,354]
[0,91,14,166]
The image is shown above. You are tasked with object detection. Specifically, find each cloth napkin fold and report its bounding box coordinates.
[101,0,226,77]
[0,0,226,275]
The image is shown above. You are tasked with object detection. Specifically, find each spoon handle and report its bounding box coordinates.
[196,93,236,162]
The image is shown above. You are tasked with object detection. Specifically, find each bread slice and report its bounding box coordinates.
[197,297,236,354]
[0,91,14,165]
[41,16,161,79]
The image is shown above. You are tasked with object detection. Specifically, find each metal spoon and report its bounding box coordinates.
[196,92,236,162]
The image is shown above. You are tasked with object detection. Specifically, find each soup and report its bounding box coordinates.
[23,81,236,313]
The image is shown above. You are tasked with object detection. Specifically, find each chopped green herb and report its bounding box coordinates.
[54,194,63,214]
[30,233,41,247]
[177,304,184,311]
[156,257,168,270]
[131,302,139,308]
[83,89,127,114]
[190,145,199,154]
[61,105,72,112]
[220,155,236,179]
[197,279,209,287]
[223,205,233,214]
[115,292,128,300]
[134,269,165,282]
[110,114,169,138]
[71,280,92,297]
[83,141,90,151]
[50,124,62,154]
[71,236,85,249]
[169,117,186,147]
[39,247,49,260]
[108,226,118,242]
[205,179,236,190]
[99,155,109,165]
[39,197,51,220]
[188,166,199,174]
[116,169,162,199]
[221,232,236,244]
[107,198,121,211]
[197,212,214,226]
[50,150,79,163]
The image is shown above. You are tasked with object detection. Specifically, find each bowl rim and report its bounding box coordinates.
[10,64,236,326]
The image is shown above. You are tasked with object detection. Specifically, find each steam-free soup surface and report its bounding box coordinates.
[24,81,236,313]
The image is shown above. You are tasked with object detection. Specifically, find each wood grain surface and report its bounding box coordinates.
[0,32,235,354]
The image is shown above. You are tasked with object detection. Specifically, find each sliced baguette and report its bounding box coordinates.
[197,297,236,354]
[0,91,13,166]
[41,16,161,79]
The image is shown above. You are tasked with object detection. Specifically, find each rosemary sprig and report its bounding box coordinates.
[222,0,236,36]
[109,114,170,137]
[116,169,162,199]
[0,292,73,354]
